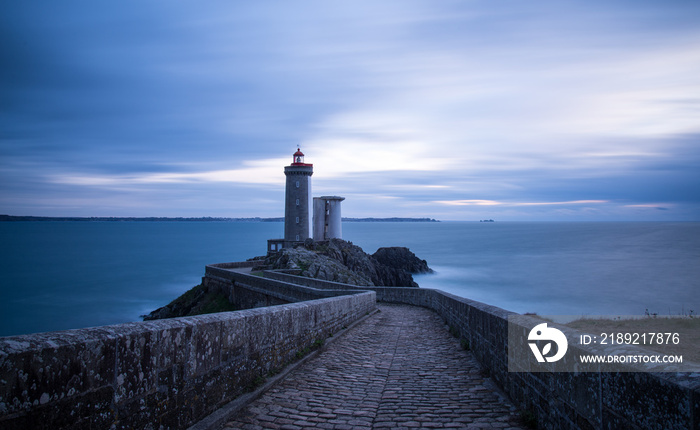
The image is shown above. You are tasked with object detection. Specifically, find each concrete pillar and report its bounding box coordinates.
[312,196,345,241]
[327,197,343,239]
[313,198,325,241]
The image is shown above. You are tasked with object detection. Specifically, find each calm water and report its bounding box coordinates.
[1,221,698,336]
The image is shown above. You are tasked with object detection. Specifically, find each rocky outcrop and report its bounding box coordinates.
[265,239,431,288]
[372,247,433,274]
[264,246,375,286]
[145,239,432,321]
[142,284,237,320]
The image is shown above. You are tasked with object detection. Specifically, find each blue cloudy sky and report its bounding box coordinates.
[2,1,699,221]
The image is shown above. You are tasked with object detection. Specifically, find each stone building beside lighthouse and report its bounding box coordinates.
[313,196,345,241]
[268,148,344,254]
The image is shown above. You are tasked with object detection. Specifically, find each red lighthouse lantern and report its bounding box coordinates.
[292,148,305,165]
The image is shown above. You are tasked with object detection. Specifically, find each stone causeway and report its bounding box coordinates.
[225,304,525,430]
[1,262,698,429]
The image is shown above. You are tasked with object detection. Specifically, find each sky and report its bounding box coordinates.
[2,1,700,221]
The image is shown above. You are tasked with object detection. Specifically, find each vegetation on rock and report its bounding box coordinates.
[142,284,238,320]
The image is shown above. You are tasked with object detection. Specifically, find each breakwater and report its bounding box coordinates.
[1,263,698,429]
[0,266,374,429]
[255,270,700,430]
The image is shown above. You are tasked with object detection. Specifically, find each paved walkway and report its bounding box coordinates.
[223,304,525,430]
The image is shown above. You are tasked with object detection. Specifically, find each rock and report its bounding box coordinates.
[145,239,433,320]
[142,284,237,320]
[267,246,374,286]
[266,239,431,288]
[372,247,433,274]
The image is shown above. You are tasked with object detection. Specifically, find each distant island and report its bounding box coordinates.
[0,215,439,223]
[343,217,439,222]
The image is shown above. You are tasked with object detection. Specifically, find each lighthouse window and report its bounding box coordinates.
[296,198,300,206]
[296,234,300,241]
[295,181,300,188]
[296,217,299,224]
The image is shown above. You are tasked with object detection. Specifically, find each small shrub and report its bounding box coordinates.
[295,337,326,360]
[246,374,267,392]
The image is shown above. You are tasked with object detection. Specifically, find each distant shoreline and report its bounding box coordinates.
[0,215,439,223]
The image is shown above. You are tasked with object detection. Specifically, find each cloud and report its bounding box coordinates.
[2,1,700,220]
[48,158,290,187]
[434,200,609,207]
[624,204,672,210]
[279,2,700,193]
[304,139,450,177]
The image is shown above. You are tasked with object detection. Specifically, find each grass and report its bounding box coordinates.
[295,338,325,360]
[156,284,238,318]
[447,325,470,350]
[173,284,206,306]
[298,260,311,272]
[196,292,238,315]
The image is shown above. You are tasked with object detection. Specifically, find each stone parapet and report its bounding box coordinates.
[208,261,259,269]
[250,272,700,429]
[262,269,365,291]
[371,287,700,430]
[204,265,366,303]
[2,261,696,430]
[0,290,375,429]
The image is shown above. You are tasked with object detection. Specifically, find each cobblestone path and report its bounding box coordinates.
[224,304,525,430]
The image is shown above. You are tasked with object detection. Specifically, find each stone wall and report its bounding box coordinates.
[0,291,375,429]
[208,261,259,270]
[204,265,366,303]
[256,272,700,429]
[2,263,697,430]
[262,270,363,291]
[374,287,700,430]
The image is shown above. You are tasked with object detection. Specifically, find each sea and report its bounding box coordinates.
[1,221,698,337]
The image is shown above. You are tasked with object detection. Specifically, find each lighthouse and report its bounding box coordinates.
[283,148,313,246]
[267,148,345,254]
[313,196,345,241]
